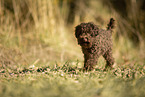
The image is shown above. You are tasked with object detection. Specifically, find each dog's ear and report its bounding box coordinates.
[89,23,99,36]
[75,25,82,38]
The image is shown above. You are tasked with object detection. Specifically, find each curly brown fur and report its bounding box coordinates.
[75,18,115,71]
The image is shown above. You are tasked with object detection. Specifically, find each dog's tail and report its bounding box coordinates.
[107,18,115,30]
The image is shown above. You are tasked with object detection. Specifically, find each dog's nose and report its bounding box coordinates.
[83,37,88,42]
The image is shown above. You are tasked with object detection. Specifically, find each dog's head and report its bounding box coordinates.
[75,22,99,48]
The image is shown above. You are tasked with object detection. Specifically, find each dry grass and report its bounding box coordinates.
[0,0,144,68]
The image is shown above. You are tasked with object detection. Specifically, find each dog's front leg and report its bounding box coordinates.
[83,54,97,71]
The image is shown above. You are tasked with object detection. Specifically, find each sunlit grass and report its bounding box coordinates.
[0,62,145,97]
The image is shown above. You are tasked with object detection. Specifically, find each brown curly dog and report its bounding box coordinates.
[75,18,115,71]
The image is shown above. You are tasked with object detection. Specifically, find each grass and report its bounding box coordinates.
[0,0,145,97]
[0,62,145,97]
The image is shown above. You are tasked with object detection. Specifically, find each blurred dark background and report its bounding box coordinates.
[67,0,145,45]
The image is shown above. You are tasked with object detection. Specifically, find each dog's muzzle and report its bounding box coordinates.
[78,37,92,48]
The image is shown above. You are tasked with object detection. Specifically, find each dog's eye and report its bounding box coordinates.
[90,33,98,37]
[95,33,98,36]
[91,34,94,36]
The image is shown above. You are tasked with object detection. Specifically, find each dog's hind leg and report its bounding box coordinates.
[103,48,114,69]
